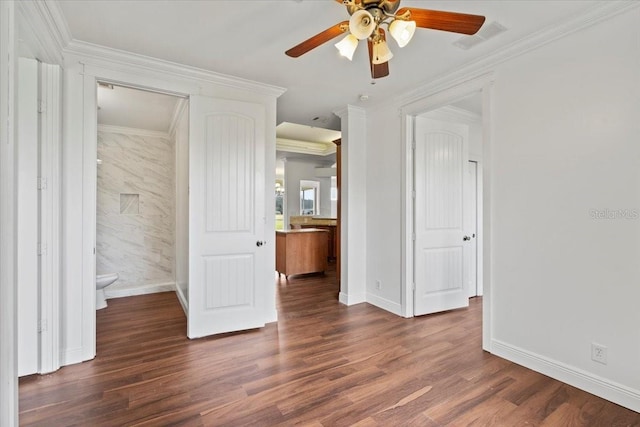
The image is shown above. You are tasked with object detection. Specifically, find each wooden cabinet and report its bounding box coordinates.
[297,224,336,260]
[276,229,328,278]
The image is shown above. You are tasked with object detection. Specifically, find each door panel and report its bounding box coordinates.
[414,116,470,316]
[188,95,267,338]
[465,161,478,297]
[17,58,39,376]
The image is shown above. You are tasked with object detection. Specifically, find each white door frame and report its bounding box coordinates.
[0,1,18,424]
[72,59,282,361]
[467,159,484,298]
[400,72,494,351]
[78,66,201,360]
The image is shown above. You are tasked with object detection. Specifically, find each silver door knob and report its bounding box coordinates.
[463,236,471,241]
[256,241,266,247]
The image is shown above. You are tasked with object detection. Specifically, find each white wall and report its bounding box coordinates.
[365,106,403,313]
[174,103,189,305]
[364,7,640,411]
[96,128,176,295]
[489,8,640,408]
[336,106,367,305]
[283,159,332,222]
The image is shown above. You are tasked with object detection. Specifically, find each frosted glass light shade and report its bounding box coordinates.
[389,19,416,48]
[349,9,376,40]
[372,39,393,64]
[335,34,359,61]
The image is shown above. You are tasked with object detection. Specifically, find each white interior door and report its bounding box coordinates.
[414,116,470,316]
[188,95,267,338]
[466,161,478,297]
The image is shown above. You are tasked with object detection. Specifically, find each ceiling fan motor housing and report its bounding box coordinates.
[345,0,400,16]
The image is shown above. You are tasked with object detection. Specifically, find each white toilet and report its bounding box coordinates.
[96,273,119,310]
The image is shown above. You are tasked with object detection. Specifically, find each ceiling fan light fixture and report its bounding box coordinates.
[335,34,359,60]
[349,9,376,40]
[372,39,393,64]
[284,0,487,78]
[389,19,416,48]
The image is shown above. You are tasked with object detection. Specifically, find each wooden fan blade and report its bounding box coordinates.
[286,21,349,58]
[367,33,390,79]
[397,8,485,35]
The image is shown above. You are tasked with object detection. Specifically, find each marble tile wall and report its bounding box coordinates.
[97,130,175,292]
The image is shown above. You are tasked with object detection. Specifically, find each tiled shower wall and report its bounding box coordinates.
[97,130,175,292]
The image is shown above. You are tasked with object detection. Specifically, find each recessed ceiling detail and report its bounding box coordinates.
[276,138,336,157]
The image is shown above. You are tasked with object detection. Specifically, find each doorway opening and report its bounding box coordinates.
[95,83,189,349]
[401,74,493,350]
[274,123,342,308]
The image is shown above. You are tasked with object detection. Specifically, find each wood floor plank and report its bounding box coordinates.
[19,265,640,425]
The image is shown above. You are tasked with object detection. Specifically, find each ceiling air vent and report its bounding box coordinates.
[453,21,508,50]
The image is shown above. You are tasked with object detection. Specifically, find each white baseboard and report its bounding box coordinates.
[339,291,366,306]
[60,346,86,367]
[491,339,640,413]
[105,282,176,299]
[366,293,403,316]
[175,284,188,315]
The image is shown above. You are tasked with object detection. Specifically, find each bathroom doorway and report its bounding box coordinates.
[95,83,189,343]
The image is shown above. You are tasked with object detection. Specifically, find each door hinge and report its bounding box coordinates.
[37,243,47,256]
[412,140,416,150]
[38,177,48,190]
[412,282,416,291]
[38,319,47,333]
[411,190,416,199]
[412,233,416,241]
[38,101,46,114]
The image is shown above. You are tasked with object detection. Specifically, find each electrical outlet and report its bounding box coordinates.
[375,280,381,290]
[591,343,607,365]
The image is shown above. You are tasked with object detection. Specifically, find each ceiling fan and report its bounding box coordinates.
[285,0,486,79]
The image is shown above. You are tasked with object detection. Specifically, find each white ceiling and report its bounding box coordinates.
[97,84,181,132]
[58,0,601,131]
[276,122,341,144]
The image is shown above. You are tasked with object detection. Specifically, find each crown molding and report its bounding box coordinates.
[21,1,286,98]
[276,138,336,157]
[395,1,639,108]
[333,104,366,119]
[64,40,286,99]
[16,0,72,64]
[97,124,170,139]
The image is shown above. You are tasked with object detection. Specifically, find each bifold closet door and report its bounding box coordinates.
[17,57,39,376]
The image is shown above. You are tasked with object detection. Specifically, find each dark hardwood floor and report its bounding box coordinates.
[20,265,640,426]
